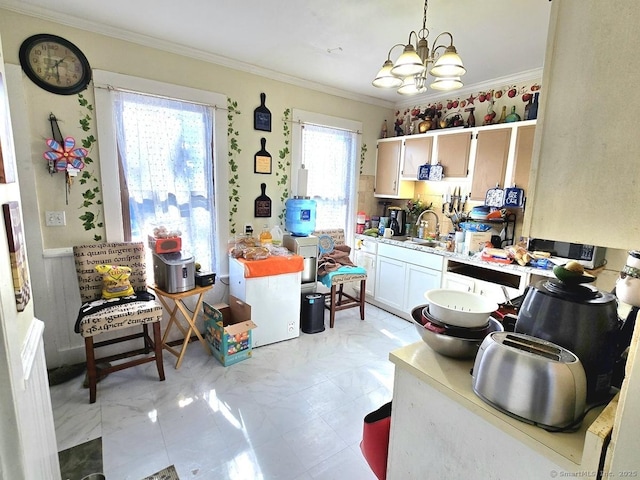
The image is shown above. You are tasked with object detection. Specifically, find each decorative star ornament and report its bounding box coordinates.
[43,137,87,173]
[466,93,477,105]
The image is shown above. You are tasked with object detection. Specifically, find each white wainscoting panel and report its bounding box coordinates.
[20,319,61,480]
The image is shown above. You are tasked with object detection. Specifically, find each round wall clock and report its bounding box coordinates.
[19,34,92,95]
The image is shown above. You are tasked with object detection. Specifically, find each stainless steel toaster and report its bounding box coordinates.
[471,332,587,429]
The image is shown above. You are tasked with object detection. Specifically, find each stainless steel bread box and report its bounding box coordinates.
[153,251,195,293]
[472,332,587,430]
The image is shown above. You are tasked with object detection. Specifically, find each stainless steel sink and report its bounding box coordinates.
[404,237,439,247]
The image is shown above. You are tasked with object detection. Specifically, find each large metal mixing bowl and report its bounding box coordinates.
[411,305,504,359]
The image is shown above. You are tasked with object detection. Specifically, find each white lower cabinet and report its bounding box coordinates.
[353,249,376,298]
[375,256,405,311]
[375,243,443,317]
[404,263,441,312]
[441,271,475,293]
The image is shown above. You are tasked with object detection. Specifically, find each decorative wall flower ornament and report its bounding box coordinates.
[43,137,88,173]
[43,136,88,199]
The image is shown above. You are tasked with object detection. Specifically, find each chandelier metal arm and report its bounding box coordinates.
[431,32,455,56]
[386,43,407,61]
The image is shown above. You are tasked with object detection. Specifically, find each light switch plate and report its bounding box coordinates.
[45,210,66,227]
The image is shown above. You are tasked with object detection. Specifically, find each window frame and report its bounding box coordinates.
[93,70,231,276]
[290,109,361,242]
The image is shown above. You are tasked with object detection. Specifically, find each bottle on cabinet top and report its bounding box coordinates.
[260,225,273,245]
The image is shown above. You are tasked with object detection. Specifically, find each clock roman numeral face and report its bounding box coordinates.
[19,34,91,95]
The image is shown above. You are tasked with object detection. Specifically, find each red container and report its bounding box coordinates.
[148,235,182,254]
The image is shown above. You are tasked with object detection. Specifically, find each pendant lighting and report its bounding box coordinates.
[372,0,465,95]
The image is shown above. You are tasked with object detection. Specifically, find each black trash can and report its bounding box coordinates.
[301,293,325,334]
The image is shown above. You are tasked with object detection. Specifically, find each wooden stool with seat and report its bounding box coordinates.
[314,229,367,328]
[73,241,165,403]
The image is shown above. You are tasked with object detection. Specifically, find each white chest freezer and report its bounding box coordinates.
[229,256,302,348]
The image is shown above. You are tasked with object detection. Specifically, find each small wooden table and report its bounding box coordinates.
[150,284,213,369]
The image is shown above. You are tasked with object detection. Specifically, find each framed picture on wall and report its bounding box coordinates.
[253,92,271,132]
[254,138,272,174]
[0,72,17,184]
[3,202,31,311]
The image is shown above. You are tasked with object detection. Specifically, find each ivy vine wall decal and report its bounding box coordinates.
[77,93,103,241]
[227,98,242,235]
[360,143,367,175]
[276,108,291,224]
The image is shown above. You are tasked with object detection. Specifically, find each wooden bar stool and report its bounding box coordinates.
[314,229,367,328]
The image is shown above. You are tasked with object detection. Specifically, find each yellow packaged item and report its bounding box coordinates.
[95,264,135,299]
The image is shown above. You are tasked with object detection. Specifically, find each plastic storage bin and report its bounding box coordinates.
[301,293,325,334]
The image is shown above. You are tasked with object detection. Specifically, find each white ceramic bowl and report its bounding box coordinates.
[424,289,499,328]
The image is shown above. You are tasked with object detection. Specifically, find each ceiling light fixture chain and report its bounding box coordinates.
[372,0,466,96]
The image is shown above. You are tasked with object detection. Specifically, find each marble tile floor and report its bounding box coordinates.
[50,303,420,480]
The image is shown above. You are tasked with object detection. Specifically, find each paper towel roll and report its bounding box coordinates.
[297,167,309,197]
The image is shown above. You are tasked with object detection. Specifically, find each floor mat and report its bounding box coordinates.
[58,437,102,480]
[142,464,180,480]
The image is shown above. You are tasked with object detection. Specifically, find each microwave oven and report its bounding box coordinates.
[527,238,607,269]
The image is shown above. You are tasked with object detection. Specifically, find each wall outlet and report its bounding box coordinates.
[45,210,66,227]
[244,223,253,235]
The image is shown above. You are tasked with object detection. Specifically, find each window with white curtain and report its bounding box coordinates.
[291,110,361,236]
[113,91,216,271]
[93,70,230,276]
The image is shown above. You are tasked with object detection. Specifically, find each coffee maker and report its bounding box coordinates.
[388,207,406,236]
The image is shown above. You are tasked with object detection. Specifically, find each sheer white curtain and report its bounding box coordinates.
[300,123,358,232]
[113,91,216,271]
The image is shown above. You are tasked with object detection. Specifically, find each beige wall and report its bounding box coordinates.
[0,9,392,249]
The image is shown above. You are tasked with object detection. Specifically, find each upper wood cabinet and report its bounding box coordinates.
[401,136,433,179]
[510,124,536,194]
[375,138,415,198]
[374,121,535,201]
[434,131,472,178]
[470,128,512,200]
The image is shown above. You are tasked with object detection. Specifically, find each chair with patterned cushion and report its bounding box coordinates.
[73,241,165,403]
[314,228,367,328]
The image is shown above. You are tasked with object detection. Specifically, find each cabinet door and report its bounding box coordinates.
[511,124,536,193]
[474,279,519,305]
[470,128,512,200]
[402,136,433,179]
[404,264,442,314]
[354,250,376,297]
[442,272,474,293]
[375,255,405,310]
[435,131,472,177]
[375,140,402,196]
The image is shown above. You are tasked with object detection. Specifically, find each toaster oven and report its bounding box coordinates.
[526,238,606,269]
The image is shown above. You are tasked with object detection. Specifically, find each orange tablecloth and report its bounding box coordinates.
[234,255,304,278]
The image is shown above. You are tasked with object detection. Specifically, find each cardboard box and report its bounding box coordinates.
[203,295,256,366]
[463,231,492,255]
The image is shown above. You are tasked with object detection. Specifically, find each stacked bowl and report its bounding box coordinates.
[411,289,502,359]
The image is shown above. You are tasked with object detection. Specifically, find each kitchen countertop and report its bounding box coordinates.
[356,233,556,278]
[389,341,616,471]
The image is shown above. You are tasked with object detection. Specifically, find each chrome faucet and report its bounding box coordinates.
[415,210,440,238]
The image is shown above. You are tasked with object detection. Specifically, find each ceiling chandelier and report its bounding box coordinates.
[372,0,466,96]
